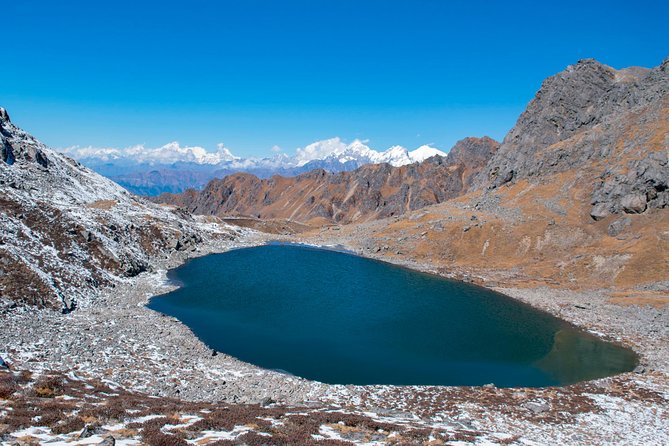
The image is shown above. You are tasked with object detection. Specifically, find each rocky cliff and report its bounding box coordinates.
[154,137,499,225]
[0,108,238,311]
[477,58,669,220]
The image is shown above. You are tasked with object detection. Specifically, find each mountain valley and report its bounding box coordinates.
[1,57,668,445]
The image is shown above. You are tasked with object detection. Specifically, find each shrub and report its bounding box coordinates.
[33,375,64,398]
[141,427,189,446]
[50,416,86,435]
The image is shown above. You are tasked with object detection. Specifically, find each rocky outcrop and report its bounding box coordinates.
[317,58,669,297]
[0,108,49,168]
[591,151,668,218]
[154,137,499,225]
[0,107,238,311]
[474,58,669,219]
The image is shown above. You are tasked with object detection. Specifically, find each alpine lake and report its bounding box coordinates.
[148,244,637,387]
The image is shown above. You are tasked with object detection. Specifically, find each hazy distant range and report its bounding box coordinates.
[61,138,447,196]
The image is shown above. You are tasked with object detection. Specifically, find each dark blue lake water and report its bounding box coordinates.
[147,244,637,387]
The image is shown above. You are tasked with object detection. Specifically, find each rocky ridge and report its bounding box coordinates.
[476,58,669,220]
[0,108,240,311]
[301,57,669,296]
[154,136,499,225]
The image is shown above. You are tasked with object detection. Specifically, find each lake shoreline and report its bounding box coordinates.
[1,229,668,443]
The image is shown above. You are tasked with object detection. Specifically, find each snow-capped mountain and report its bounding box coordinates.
[61,138,447,195]
[293,138,445,167]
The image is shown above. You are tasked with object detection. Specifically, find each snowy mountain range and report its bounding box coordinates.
[60,138,447,195]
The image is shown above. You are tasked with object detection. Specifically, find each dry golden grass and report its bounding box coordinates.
[609,291,669,308]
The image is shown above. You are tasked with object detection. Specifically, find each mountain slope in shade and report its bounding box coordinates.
[0,108,239,311]
[153,137,498,225]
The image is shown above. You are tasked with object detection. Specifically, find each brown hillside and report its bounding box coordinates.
[154,137,499,225]
[303,58,669,300]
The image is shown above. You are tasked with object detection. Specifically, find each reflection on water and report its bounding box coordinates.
[536,329,637,384]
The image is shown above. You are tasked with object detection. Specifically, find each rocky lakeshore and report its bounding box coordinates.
[1,230,668,445]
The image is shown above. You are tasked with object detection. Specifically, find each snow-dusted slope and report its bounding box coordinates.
[0,107,239,311]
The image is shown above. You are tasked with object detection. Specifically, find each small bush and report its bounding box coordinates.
[141,427,189,446]
[0,372,19,399]
[50,416,86,435]
[33,375,64,398]
[235,431,286,446]
[0,382,18,399]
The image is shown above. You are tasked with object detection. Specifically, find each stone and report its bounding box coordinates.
[260,396,275,406]
[607,217,631,237]
[590,203,610,221]
[79,424,97,439]
[621,193,647,214]
[98,436,115,446]
[0,355,8,370]
[524,401,550,414]
[0,108,9,123]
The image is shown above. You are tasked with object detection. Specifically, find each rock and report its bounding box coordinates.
[607,217,631,236]
[475,57,669,194]
[0,355,8,370]
[633,365,646,374]
[98,436,115,446]
[0,108,9,123]
[621,193,647,214]
[591,152,669,217]
[590,203,610,221]
[260,396,275,406]
[79,424,98,439]
[524,401,550,414]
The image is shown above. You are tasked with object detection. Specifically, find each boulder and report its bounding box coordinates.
[79,424,99,439]
[590,203,610,221]
[607,217,632,237]
[621,193,647,214]
[524,401,551,414]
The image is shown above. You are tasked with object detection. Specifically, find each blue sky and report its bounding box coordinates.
[2,0,667,157]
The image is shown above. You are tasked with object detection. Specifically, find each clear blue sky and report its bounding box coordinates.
[2,0,667,157]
